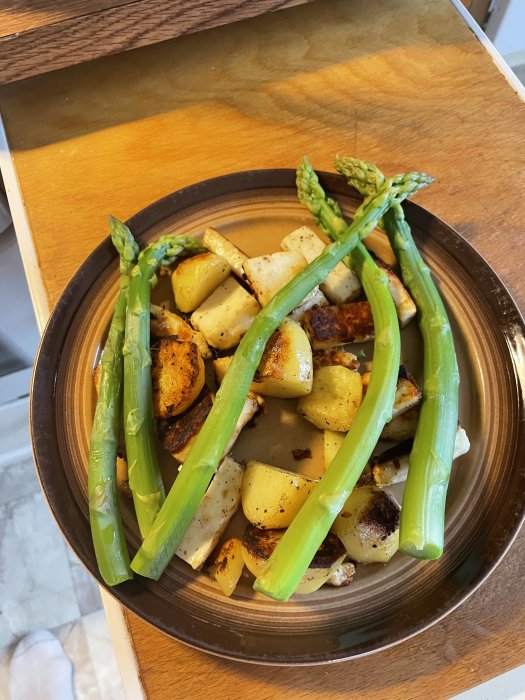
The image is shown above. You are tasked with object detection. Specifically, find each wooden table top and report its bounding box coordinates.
[1,0,525,697]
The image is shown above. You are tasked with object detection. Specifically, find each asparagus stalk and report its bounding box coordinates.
[130,157,432,580]
[334,156,459,559]
[123,233,204,538]
[253,169,403,601]
[88,216,139,585]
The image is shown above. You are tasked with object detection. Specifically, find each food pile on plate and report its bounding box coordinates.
[88,157,468,602]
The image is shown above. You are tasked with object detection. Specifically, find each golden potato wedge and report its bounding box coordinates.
[116,451,132,498]
[323,430,374,484]
[207,537,245,597]
[214,319,313,398]
[332,486,400,563]
[323,430,345,472]
[241,526,346,595]
[241,461,318,529]
[152,338,205,419]
[298,365,362,431]
[161,390,214,460]
[172,253,230,312]
[150,304,211,359]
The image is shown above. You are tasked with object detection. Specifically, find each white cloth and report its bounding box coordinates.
[9,629,75,700]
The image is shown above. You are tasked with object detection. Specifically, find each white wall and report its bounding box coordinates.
[485,0,525,66]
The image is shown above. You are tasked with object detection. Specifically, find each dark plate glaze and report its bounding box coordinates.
[30,170,525,665]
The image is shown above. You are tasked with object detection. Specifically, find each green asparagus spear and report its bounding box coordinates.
[88,216,139,586]
[123,233,204,538]
[334,156,459,559]
[252,167,403,600]
[130,157,432,580]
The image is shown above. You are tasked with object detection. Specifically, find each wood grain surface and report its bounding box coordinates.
[1,0,525,697]
[0,0,313,83]
[1,0,133,33]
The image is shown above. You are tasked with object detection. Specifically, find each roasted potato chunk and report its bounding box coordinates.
[206,537,245,597]
[241,526,346,594]
[332,486,400,563]
[152,338,205,419]
[241,460,318,529]
[303,301,374,350]
[214,319,313,398]
[161,390,214,460]
[298,365,363,431]
[150,304,210,359]
[172,253,230,312]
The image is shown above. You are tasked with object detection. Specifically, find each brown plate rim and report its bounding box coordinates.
[30,169,525,665]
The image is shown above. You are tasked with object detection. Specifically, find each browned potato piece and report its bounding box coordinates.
[116,452,132,498]
[303,301,374,350]
[152,338,205,419]
[172,252,230,312]
[207,537,245,597]
[241,526,346,594]
[297,365,363,432]
[332,486,400,563]
[214,319,313,398]
[241,461,318,528]
[150,304,211,359]
[161,390,214,460]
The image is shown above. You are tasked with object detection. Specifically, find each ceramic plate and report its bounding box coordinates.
[31,170,525,665]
